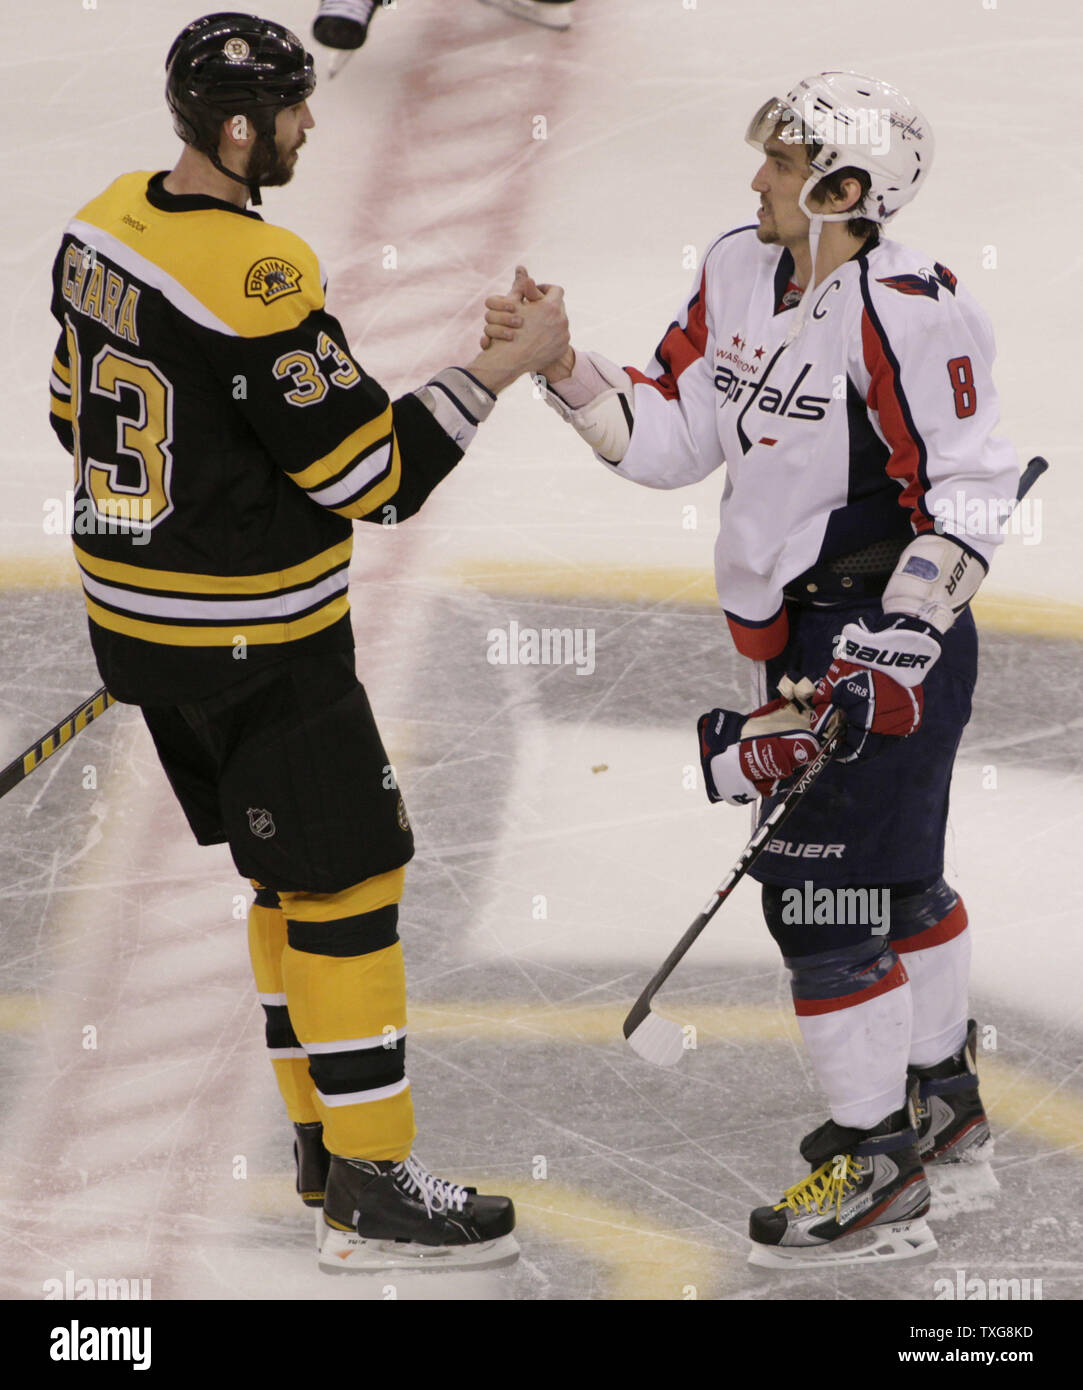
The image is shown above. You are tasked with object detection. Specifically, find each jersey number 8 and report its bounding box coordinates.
[947,356,977,420]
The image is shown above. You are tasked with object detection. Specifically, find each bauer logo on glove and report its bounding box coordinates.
[698,698,821,805]
[808,615,942,762]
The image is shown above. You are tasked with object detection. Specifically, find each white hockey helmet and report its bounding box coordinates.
[746,72,934,224]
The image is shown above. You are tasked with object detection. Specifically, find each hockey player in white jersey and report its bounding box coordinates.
[484,72,1017,1266]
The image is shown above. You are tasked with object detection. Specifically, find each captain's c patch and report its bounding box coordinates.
[245,258,302,304]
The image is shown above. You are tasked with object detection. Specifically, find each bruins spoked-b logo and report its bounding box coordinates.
[248,807,276,839]
[245,258,302,305]
[396,796,410,833]
[223,38,250,60]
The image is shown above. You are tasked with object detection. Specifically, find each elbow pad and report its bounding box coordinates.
[539,351,635,465]
[882,534,986,635]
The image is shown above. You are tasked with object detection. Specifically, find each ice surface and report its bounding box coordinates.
[0,0,1080,1303]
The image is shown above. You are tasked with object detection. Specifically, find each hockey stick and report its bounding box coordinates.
[0,686,115,802]
[623,715,846,1066]
[623,454,1050,1068]
[1013,455,1047,506]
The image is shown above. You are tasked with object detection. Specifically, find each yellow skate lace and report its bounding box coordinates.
[775,1154,861,1220]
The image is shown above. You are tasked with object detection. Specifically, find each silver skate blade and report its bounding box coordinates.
[625,1009,687,1068]
[927,1157,1000,1220]
[748,1217,938,1270]
[319,1226,520,1274]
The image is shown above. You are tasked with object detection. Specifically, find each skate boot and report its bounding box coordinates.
[313,0,378,51]
[294,1121,331,1205]
[294,1121,332,1243]
[910,1019,998,1217]
[319,1152,519,1273]
[476,0,575,31]
[750,1097,936,1269]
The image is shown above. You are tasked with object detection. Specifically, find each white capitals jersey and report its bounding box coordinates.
[614,225,1020,659]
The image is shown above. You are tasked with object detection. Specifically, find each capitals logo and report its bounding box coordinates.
[877,262,958,300]
[714,358,831,454]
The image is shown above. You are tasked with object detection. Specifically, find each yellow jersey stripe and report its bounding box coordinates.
[50,394,73,422]
[289,407,394,492]
[280,867,406,922]
[51,354,71,384]
[72,537,353,596]
[83,592,349,646]
[333,433,403,519]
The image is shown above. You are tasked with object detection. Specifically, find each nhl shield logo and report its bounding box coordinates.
[248,807,276,839]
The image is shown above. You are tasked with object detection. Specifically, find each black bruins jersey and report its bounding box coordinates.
[48,171,462,705]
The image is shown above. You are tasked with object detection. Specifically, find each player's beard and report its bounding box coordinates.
[245,132,301,190]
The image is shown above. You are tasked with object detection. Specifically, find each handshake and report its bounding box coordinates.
[468,265,575,395]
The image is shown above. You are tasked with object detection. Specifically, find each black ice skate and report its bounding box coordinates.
[293,1121,331,1204]
[750,1100,936,1269]
[910,1019,998,1217]
[294,1121,332,1243]
[318,1153,519,1272]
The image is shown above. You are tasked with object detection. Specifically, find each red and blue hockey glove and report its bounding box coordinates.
[698,698,822,805]
[804,615,942,763]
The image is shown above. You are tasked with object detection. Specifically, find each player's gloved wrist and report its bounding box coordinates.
[879,612,943,645]
[808,616,941,763]
[698,699,821,805]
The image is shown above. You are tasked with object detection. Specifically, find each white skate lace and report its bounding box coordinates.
[392,1155,469,1217]
[315,0,377,20]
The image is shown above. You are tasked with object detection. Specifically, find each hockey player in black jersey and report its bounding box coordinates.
[47,11,568,1273]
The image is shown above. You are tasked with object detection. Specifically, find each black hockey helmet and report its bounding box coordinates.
[165,12,315,202]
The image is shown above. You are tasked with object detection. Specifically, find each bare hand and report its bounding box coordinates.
[466,274,571,395]
[479,266,574,383]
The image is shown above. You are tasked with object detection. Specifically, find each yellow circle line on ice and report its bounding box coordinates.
[0,555,81,588]
[4,552,1081,640]
[243,1171,719,1299]
[448,560,1083,640]
[408,1002,1083,1152]
[489,1180,719,1301]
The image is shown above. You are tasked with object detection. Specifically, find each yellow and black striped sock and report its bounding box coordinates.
[247,882,320,1125]
[279,866,415,1163]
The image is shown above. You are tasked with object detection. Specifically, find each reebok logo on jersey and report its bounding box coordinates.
[876,263,957,301]
[245,257,302,304]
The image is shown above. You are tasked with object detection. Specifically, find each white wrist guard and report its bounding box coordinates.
[538,351,635,465]
[415,367,496,450]
[882,534,986,635]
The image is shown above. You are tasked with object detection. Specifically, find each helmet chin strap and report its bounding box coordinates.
[782,179,853,348]
[206,122,278,206]
[206,149,263,205]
